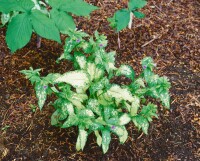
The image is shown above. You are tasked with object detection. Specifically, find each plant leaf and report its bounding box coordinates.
[132,115,149,134]
[133,11,145,19]
[90,77,109,94]
[111,126,128,143]
[0,0,18,13]
[107,85,134,102]
[87,99,101,115]
[6,13,32,52]
[31,10,61,43]
[119,127,128,143]
[78,109,95,118]
[75,52,87,69]
[1,13,10,26]
[160,92,170,109]
[115,9,131,32]
[50,9,76,34]
[116,65,135,80]
[102,129,111,154]
[35,82,47,110]
[48,0,62,9]
[55,70,90,89]
[130,96,140,116]
[128,0,147,11]
[0,0,34,13]
[94,130,102,146]
[62,114,78,128]
[60,0,98,16]
[76,129,88,151]
[51,109,60,125]
[119,113,131,125]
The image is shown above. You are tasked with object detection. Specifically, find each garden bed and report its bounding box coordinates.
[0,0,199,160]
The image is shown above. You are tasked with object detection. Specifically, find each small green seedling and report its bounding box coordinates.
[108,0,147,32]
[1,125,10,131]
[30,104,37,112]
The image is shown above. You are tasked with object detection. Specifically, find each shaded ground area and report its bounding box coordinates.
[0,0,199,160]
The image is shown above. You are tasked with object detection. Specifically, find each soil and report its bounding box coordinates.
[0,0,200,160]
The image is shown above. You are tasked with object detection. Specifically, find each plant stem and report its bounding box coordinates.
[37,35,42,48]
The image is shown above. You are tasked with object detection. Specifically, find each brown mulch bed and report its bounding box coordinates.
[0,0,199,160]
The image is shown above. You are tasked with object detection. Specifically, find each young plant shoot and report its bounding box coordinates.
[108,0,147,32]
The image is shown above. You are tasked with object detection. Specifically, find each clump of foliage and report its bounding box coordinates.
[108,0,147,32]
[0,0,98,52]
[21,30,171,153]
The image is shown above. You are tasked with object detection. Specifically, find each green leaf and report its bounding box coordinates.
[50,9,76,34]
[133,11,145,19]
[0,0,34,13]
[116,65,135,80]
[141,57,155,71]
[60,0,98,16]
[67,93,87,109]
[107,85,134,102]
[62,115,78,128]
[31,10,61,43]
[86,62,105,82]
[74,52,87,69]
[107,15,117,29]
[6,13,32,52]
[18,0,35,12]
[102,129,111,154]
[128,0,147,11]
[51,109,60,125]
[110,126,124,136]
[160,92,170,109]
[35,82,47,110]
[48,0,62,9]
[60,101,74,116]
[90,77,109,95]
[89,122,103,131]
[94,130,102,146]
[144,69,154,83]
[115,9,131,32]
[1,13,10,26]
[87,99,101,115]
[140,103,158,121]
[130,96,140,116]
[111,126,128,143]
[57,38,77,62]
[86,62,96,81]
[55,70,90,89]
[76,129,88,151]
[20,67,41,84]
[95,50,116,73]
[78,109,95,118]
[0,0,18,13]
[119,113,131,125]
[132,103,157,134]
[97,90,114,106]
[119,127,128,143]
[132,115,149,134]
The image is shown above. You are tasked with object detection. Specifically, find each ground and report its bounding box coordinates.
[0,0,199,160]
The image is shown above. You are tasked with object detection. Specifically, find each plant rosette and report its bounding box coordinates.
[21,30,171,154]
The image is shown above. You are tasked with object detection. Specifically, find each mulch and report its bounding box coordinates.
[0,0,199,160]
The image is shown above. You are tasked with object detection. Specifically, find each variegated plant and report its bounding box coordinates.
[21,30,171,153]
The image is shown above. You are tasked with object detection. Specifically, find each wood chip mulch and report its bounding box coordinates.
[0,0,199,160]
